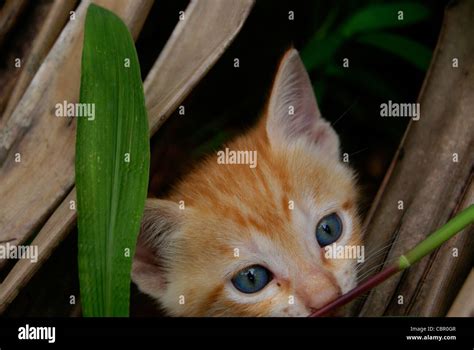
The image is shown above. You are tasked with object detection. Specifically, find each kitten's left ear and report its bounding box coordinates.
[132,199,183,300]
[266,49,339,158]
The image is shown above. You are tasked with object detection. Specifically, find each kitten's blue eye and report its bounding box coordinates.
[231,265,272,294]
[315,213,343,247]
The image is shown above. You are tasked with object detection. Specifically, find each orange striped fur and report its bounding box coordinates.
[132,49,361,317]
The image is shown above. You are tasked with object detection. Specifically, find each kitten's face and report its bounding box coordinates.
[132,49,361,316]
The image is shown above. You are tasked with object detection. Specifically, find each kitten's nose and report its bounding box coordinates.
[307,286,341,312]
[297,272,341,311]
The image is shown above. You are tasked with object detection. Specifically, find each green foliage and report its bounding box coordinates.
[340,3,430,37]
[76,4,150,316]
[301,1,433,107]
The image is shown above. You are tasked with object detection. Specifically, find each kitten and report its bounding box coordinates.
[132,49,361,317]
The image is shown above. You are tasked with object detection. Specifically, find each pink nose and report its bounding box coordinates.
[297,272,341,311]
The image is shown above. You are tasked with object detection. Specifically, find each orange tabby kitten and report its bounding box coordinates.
[132,49,361,316]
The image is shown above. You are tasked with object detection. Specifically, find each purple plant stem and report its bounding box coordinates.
[309,264,400,317]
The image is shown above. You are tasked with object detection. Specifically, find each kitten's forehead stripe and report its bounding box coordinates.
[198,284,224,316]
[342,200,353,211]
[281,194,291,221]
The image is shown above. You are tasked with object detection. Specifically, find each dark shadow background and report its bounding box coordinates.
[2,0,448,316]
[140,0,446,216]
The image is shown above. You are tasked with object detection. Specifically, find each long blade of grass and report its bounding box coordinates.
[76,4,149,317]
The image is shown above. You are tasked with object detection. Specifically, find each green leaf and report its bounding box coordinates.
[76,4,150,317]
[301,6,341,73]
[357,32,432,70]
[340,3,430,37]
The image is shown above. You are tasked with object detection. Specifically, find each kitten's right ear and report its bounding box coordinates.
[132,199,182,300]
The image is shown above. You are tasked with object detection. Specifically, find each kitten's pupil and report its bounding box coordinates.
[322,223,332,235]
[247,270,256,283]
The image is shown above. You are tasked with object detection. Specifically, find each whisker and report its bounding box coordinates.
[355,248,394,271]
[331,98,359,126]
[348,147,368,157]
[362,237,408,258]
[356,248,392,269]
[356,264,386,282]
[352,235,426,283]
[356,256,400,282]
[360,235,417,266]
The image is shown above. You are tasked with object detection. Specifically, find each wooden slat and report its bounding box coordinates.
[1,0,78,125]
[0,0,28,48]
[0,0,154,261]
[144,0,255,135]
[358,0,474,316]
[0,1,57,119]
[447,269,474,317]
[0,189,76,313]
[0,0,255,313]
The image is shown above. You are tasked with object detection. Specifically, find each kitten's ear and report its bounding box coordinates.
[266,49,339,158]
[132,199,182,300]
